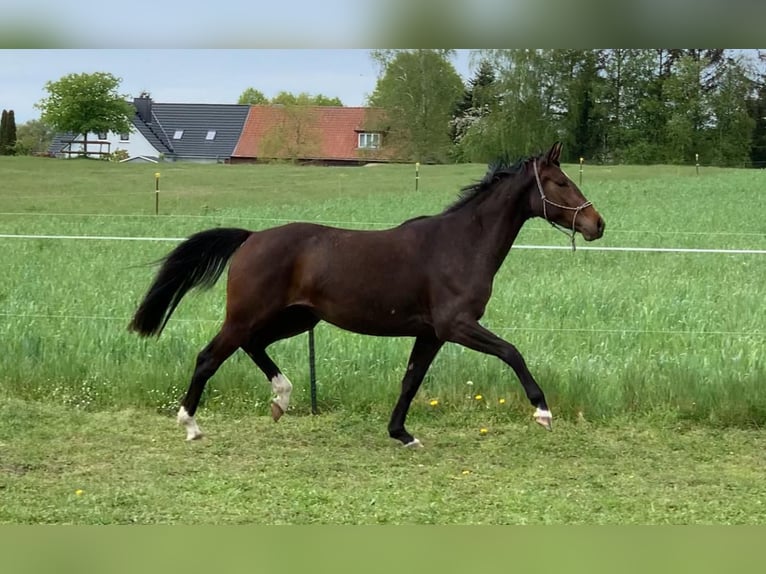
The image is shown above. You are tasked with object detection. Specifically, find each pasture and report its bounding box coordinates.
[0,155,765,524]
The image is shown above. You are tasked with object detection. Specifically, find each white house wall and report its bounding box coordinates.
[63,129,160,160]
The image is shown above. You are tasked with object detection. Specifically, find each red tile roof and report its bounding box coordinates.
[233,105,396,162]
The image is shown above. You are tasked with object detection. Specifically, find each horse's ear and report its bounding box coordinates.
[546,142,563,165]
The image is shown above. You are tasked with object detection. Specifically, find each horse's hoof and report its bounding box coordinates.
[271,402,284,422]
[533,408,553,431]
[178,407,203,440]
[403,438,424,448]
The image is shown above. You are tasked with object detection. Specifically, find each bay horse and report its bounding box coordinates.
[129,142,605,446]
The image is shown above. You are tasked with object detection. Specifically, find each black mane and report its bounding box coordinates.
[443,156,530,214]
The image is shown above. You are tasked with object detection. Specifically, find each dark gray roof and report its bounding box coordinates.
[146,103,250,160]
[130,114,171,156]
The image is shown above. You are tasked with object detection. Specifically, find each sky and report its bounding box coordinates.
[0,49,475,125]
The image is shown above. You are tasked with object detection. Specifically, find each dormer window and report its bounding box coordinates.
[358,132,381,149]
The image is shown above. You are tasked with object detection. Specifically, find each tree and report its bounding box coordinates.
[668,49,727,91]
[630,64,669,162]
[569,71,601,162]
[663,55,710,163]
[14,119,54,155]
[474,49,559,159]
[237,87,268,105]
[35,72,134,147]
[259,104,322,161]
[5,110,17,155]
[601,50,657,162]
[270,91,343,106]
[748,78,766,167]
[253,91,342,161]
[311,94,344,107]
[450,59,498,162]
[0,109,17,155]
[707,57,755,166]
[0,110,7,155]
[368,49,463,162]
[555,50,605,162]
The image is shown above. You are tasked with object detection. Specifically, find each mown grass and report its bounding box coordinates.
[1,397,765,524]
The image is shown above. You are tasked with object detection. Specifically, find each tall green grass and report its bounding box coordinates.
[1,156,764,426]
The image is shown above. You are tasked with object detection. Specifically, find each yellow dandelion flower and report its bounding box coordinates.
[429,399,439,407]
[498,398,506,404]
[75,489,84,496]
[480,428,488,435]
[475,394,483,401]
[461,470,471,475]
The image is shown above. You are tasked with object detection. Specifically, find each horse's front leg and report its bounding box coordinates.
[436,316,552,430]
[388,335,444,447]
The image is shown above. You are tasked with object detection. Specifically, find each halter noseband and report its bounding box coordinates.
[533,160,591,252]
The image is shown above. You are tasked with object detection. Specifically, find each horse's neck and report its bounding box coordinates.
[454,181,530,274]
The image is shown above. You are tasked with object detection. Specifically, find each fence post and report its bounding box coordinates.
[308,328,317,414]
[415,162,420,192]
[579,157,584,186]
[154,172,160,215]
[695,153,700,176]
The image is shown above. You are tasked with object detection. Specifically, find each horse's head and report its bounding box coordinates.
[531,142,605,242]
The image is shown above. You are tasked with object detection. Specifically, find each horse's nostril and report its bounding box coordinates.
[597,218,605,234]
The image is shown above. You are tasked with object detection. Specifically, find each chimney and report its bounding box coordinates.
[134,93,152,123]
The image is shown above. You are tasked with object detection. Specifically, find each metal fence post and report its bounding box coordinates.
[308,328,317,414]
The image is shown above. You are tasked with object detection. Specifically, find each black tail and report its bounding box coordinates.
[129,228,253,337]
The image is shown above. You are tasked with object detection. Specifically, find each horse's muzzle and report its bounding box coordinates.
[581,215,605,241]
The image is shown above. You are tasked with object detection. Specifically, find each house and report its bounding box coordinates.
[231,105,397,165]
[49,95,250,163]
[49,97,398,165]
[49,128,158,161]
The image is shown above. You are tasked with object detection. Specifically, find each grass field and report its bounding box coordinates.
[2,397,765,524]
[0,156,764,524]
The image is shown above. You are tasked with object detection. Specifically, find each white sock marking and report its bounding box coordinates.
[177,406,203,441]
[404,438,423,448]
[271,373,293,413]
[533,407,553,430]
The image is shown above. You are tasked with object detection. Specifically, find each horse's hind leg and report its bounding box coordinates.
[177,322,246,440]
[241,306,319,421]
[245,347,291,422]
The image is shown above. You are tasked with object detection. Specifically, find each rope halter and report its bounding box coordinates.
[533,160,591,252]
